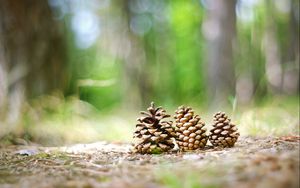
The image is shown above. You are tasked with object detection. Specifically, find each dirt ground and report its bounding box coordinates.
[0,136,299,188]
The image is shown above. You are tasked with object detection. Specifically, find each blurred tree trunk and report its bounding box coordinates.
[282,0,299,94]
[0,36,8,120]
[264,0,283,93]
[0,0,67,132]
[264,0,299,95]
[119,0,149,110]
[204,0,237,106]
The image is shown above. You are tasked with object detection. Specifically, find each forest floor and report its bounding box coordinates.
[0,135,299,188]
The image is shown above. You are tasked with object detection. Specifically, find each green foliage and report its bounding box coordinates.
[161,0,206,105]
[150,147,163,154]
[68,47,122,110]
[238,96,299,136]
[59,0,298,110]
[0,0,298,150]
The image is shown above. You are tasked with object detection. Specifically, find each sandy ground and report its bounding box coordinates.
[0,136,299,188]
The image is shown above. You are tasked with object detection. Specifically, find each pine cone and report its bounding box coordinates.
[174,106,208,151]
[132,102,176,154]
[209,112,240,147]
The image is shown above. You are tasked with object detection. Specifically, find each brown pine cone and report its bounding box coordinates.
[132,102,176,154]
[209,112,240,147]
[174,106,208,151]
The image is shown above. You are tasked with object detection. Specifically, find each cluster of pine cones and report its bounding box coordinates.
[132,102,240,154]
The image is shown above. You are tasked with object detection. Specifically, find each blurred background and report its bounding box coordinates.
[0,0,299,145]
